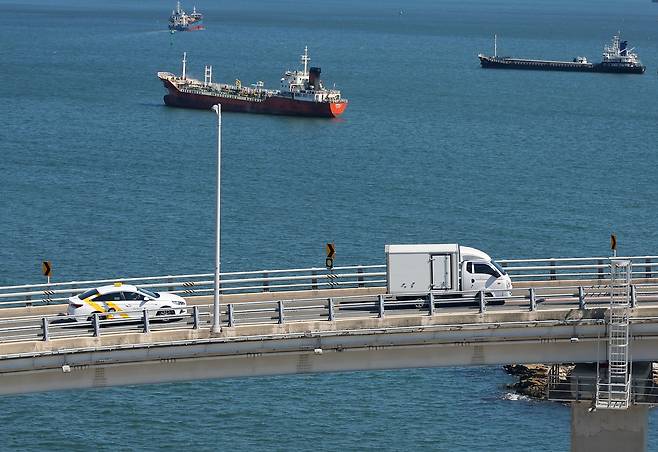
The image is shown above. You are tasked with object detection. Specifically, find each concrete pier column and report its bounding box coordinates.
[571,403,648,452]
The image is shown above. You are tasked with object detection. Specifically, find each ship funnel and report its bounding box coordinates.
[309,67,321,89]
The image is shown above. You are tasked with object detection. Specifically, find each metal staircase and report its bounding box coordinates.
[596,259,632,409]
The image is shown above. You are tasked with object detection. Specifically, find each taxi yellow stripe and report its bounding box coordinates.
[106,301,130,319]
[84,298,106,314]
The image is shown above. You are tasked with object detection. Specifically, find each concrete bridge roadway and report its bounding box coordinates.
[2,282,658,451]
[2,279,658,343]
[2,285,658,393]
[2,260,657,450]
[2,276,657,319]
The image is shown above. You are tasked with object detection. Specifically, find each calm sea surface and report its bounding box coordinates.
[2,0,658,449]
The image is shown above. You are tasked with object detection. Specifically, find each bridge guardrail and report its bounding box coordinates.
[498,255,658,281]
[0,255,657,309]
[547,365,658,405]
[1,282,658,346]
[0,265,387,308]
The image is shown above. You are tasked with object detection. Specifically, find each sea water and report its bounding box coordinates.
[1,0,658,449]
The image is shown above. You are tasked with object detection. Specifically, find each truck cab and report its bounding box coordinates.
[458,246,511,297]
[461,260,510,297]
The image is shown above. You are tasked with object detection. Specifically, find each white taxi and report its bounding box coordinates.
[67,283,187,321]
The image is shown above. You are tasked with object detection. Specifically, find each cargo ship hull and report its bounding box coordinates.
[160,78,347,118]
[479,56,645,74]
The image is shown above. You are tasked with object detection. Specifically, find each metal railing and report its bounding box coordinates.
[498,255,658,282]
[0,265,386,308]
[1,282,658,345]
[547,366,658,405]
[1,254,657,309]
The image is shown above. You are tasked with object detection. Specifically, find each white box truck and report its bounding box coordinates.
[385,244,512,299]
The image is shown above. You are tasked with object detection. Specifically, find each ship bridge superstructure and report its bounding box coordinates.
[601,33,643,68]
[280,47,343,103]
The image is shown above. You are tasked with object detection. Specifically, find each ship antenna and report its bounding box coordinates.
[494,34,497,57]
[301,46,309,75]
[177,1,181,14]
[182,51,187,80]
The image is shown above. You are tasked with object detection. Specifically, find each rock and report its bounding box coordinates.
[504,364,574,400]
[504,364,550,399]
[506,363,657,401]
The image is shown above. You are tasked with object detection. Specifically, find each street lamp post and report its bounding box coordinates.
[211,104,222,333]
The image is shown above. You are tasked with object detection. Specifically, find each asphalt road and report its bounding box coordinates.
[3,291,658,343]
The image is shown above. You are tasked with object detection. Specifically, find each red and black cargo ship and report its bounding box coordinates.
[157,48,348,118]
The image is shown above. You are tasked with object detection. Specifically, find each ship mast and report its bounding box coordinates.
[182,52,187,80]
[301,46,310,75]
[494,34,497,57]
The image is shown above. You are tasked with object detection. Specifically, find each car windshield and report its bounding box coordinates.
[491,260,507,275]
[139,288,160,298]
[78,288,99,299]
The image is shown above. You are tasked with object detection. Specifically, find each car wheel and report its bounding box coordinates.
[103,308,117,320]
[415,296,429,309]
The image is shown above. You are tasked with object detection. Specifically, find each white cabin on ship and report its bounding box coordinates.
[280,47,342,102]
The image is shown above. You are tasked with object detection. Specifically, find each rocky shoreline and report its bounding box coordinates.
[504,364,573,400]
[504,363,658,400]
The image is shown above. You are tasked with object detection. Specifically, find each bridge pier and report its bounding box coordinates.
[571,403,648,452]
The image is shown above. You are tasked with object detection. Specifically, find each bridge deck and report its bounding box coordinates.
[3,303,658,395]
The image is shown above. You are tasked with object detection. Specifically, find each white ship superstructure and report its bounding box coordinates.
[600,33,643,68]
[279,47,342,102]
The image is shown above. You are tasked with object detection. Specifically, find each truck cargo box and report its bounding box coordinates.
[386,244,460,295]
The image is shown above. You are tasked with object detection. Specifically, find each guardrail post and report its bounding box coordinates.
[529,288,536,311]
[378,295,385,318]
[550,260,556,280]
[192,306,200,329]
[167,277,174,292]
[41,317,49,341]
[278,300,285,324]
[263,272,269,292]
[357,266,365,288]
[478,291,486,313]
[227,304,235,327]
[630,285,637,308]
[646,258,652,279]
[143,309,150,334]
[25,294,32,308]
[598,259,604,280]
[328,298,335,321]
[578,286,586,309]
[92,312,100,337]
[311,270,318,290]
[428,293,435,316]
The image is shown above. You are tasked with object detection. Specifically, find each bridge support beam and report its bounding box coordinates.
[571,403,648,452]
